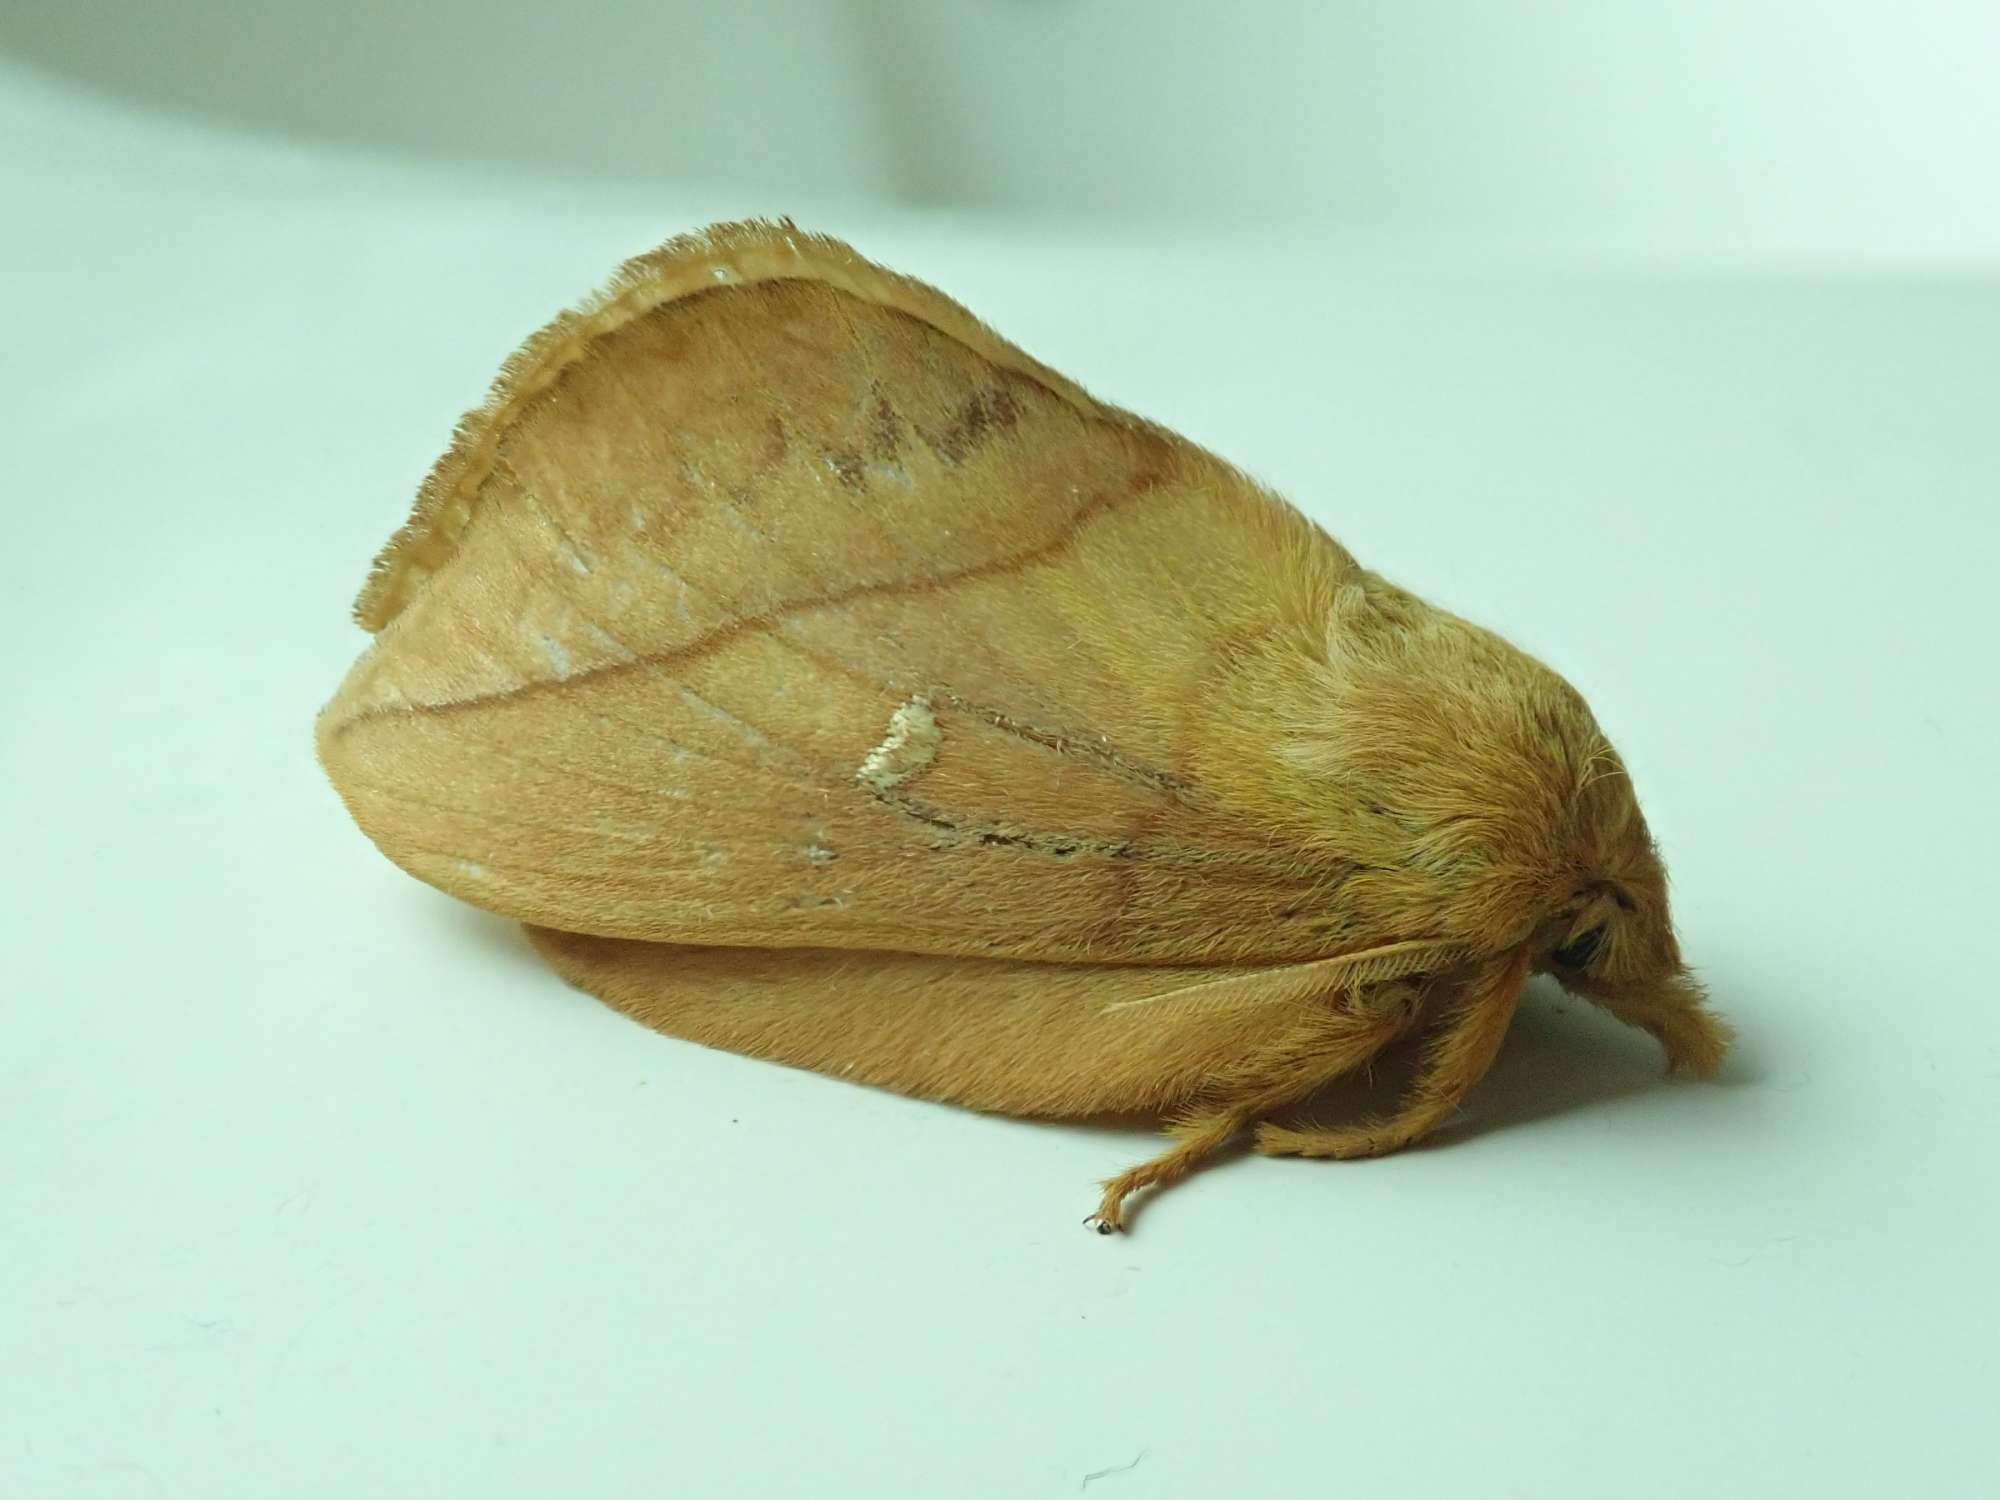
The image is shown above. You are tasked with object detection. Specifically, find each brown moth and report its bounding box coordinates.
[317,219,1732,1232]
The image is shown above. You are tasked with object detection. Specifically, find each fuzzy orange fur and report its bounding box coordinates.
[317,219,1732,1231]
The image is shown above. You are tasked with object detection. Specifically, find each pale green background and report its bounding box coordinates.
[6,0,1999,254]
[3,9,1996,1499]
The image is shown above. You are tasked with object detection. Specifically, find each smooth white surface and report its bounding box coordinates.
[5,60,1998,1499]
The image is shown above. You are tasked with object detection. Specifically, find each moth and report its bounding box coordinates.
[318,220,1732,1232]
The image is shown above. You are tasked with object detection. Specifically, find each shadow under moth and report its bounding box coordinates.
[317,220,1732,1232]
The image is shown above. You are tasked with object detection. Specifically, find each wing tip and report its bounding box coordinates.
[350,217,1094,633]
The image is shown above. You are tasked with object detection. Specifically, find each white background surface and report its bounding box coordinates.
[5,38,1999,1500]
[9,0,2000,254]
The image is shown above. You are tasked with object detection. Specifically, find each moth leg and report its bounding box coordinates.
[1087,1007,1407,1233]
[1088,1104,1289,1236]
[1256,953,1530,1161]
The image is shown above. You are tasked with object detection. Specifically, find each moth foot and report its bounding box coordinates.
[1084,1195,1130,1234]
[1087,1176,1143,1234]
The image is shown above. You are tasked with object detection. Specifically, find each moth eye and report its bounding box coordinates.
[1552,926,1605,969]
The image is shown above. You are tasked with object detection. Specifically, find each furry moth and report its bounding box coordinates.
[317,220,1732,1232]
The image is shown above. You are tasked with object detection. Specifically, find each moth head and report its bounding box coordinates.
[1523,660,1732,1079]
[1275,572,1731,1076]
[1533,849,1733,1080]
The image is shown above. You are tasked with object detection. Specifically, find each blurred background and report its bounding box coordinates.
[7,0,1998,257]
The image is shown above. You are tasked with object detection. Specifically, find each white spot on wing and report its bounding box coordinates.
[856,696,940,793]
